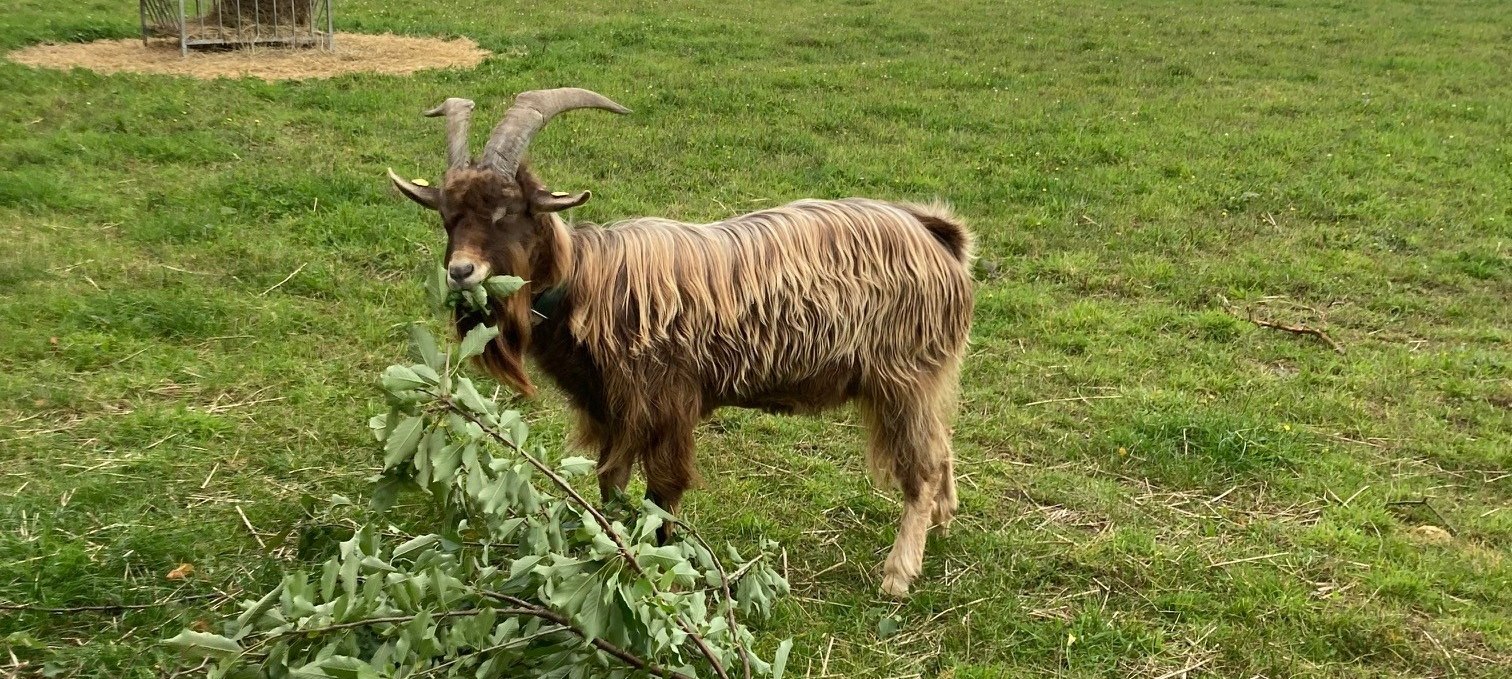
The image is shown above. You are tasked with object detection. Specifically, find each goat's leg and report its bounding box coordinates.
[882,473,938,597]
[574,413,631,506]
[597,440,635,506]
[925,359,963,535]
[932,452,959,534]
[643,424,696,545]
[862,391,949,598]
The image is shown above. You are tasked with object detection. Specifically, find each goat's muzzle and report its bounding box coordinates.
[445,256,489,290]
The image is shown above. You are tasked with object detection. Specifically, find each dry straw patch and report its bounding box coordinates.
[6,32,488,81]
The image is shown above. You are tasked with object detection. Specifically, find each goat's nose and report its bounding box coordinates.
[448,263,476,282]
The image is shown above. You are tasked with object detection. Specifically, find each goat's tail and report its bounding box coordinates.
[899,201,975,266]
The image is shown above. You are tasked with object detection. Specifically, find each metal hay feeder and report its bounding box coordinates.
[140,0,334,56]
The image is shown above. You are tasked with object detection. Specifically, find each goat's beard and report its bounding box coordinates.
[455,292,536,397]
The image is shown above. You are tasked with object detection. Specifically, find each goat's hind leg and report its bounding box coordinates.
[862,393,949,598]
[933,452,959,534]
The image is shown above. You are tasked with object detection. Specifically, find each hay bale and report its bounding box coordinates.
[209,0,314,31]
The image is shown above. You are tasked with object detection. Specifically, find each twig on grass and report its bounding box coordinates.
[1208,551,1289,569]
[1021,394,1123,407]
[1385,498,1457,535]
[1243,314,1345,354]
[1218,295,1344,354]
[257,262,307,297]
[1152,655,1213,679]
[235,505,268,549]
[0,593,221,614]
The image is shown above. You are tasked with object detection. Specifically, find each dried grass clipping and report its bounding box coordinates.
[6,32,489,81]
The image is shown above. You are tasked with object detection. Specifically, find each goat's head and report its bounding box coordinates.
[389,87,630,394]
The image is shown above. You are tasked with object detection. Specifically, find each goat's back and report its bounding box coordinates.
[566,198,975,398]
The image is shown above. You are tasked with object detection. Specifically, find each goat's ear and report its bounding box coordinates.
[387,168,441,211]
[530,189,590,213]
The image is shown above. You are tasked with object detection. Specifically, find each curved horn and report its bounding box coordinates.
[424,98,476,170]
[481,87,630,177]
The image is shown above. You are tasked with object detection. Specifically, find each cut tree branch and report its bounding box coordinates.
[481,592,695,679]
[673,518,752,679]
[444,396,732,679]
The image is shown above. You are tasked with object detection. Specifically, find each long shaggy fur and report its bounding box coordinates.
[567,199,973,386]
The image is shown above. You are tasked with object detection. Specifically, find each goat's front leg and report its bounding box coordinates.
[597,440,635,505]
[643,424,696,545]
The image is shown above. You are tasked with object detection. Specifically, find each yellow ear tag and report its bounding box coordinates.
[412,178,430,187]
[551,191,569,197]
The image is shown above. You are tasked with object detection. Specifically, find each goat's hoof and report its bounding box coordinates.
[880,573,912,598]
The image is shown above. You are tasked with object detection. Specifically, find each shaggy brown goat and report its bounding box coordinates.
[388,88,975,596]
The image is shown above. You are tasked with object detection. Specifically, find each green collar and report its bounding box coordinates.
[530,285,567,323]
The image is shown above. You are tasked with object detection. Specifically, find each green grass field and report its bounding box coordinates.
[2,0,1508,676]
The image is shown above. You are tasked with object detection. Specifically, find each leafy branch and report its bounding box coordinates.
[163,271,791,679]
[443,396,742,679]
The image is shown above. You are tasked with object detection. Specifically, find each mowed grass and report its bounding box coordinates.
[1,0,1509,676]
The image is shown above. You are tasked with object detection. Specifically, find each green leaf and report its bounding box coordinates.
[431,442,464,484]
[457,324,500,362]
[408,323,442,371]
[425,264,449,309]
[411,364,441,385]
[558,456,594,477]
[509,554,545,579]
[320,558,339,601]
[232,582,285,639]
[392,534,440,560]
[453,378,493,417]
[482,275,526,299]
[370,476,410,513]
[162,630,242,659]
[380,365,429,393]
[877,615,902,639]
[359,555,397,573]
[551,573,605,642]
[293,655,382,679]
[367,414,391,442]
[771,638,794,679]
[383,416,424,469]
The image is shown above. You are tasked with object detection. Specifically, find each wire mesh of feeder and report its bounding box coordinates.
[140,0,333,55]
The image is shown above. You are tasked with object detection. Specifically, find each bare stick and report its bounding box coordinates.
[1,593,221,614]
[1152,656,1212,679]
[235,505,268,549]
[1385,498,1457,535]
[1244,314,1345,354]
[257,263,307,297]
[1218,296,1344,353]
[1209,551,1290,569]
[1022,394,1123,407]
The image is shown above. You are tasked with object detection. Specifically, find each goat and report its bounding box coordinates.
[387,88,975,596]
